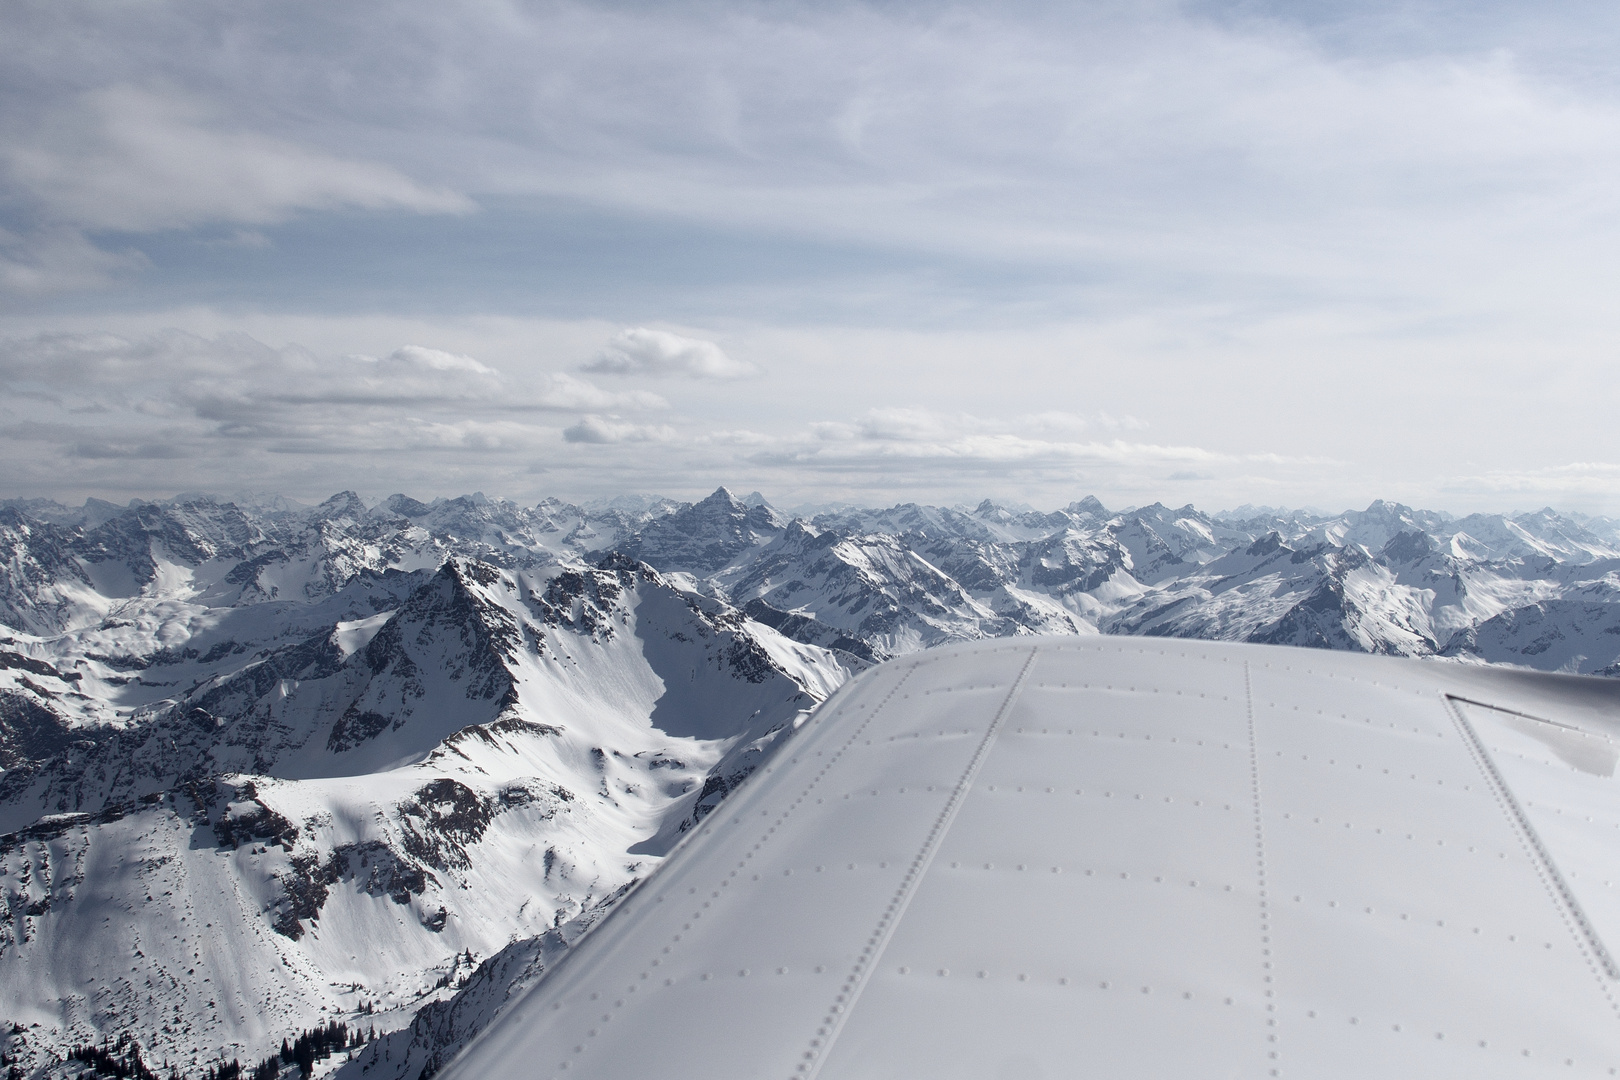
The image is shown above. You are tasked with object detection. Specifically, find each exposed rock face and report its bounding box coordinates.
[616,487,786,574]
[0,499,849,1073]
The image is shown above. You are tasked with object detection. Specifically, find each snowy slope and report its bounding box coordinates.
[1445,600,1620,676]
[0,543,849,1073]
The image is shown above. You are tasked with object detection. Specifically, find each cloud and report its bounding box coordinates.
[813,408,1152,444]
[4,86,473,234]
[759,434,1228,471]
[0,328,284,388]
[0,319,1357,507]
[0,329,677,492]
[382,345,496,376]
[583,328,759,380]
[392,418,547,453]
[6,3,1620,511]
[681,405,1339,507]
[0,330,659,414]
[852,407,961,442]
[0,85,472,295]
[528,373,667,412]
[68,440,188,460]
[5,2,1620,324]
[562,415,677,444]
[1440,462,1620,499]
[0,226,149,295]
[0,323,1334,506]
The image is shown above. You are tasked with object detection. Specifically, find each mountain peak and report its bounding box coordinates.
[1246,532,1285,558]
[1068,496,1109,518]
[385,493,433,518]
[314,491,368,521]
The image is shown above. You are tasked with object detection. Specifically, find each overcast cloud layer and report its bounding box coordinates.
[2,0,1618,512]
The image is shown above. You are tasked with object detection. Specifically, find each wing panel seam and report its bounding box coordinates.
[797,646,1042,1080]
[1443,693,1620,999]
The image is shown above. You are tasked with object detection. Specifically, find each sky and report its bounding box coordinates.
[3,0,1619,515]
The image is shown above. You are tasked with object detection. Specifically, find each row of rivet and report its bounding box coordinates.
[1443,696,1620,1006]
[794,650,1042,1079]
[1244,661,1282,1078]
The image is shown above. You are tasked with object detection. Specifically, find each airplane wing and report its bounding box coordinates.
[438,637,1620,1079]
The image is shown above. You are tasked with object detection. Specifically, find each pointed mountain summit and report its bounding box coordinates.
[312,491,369,522]
[1066,495,1110,520]
[384,493,433,518]
[617,488,786,574]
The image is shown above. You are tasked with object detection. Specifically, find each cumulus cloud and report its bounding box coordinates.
[562,415,677,444]
[583,328,759,380]
[0,321,1353,506]
[529,373,667,412]
[0,329,676,494]
[0,330,666,413]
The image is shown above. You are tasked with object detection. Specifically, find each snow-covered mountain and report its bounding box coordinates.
[3,487,1620,1077]
[0,499,848,1076]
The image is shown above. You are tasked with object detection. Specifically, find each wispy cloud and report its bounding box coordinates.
[0,226,149,295]
[810,407,1150,444]
[0,85,472,294]
[761,407,1320,474]
[7,2,1620,310]
[1441,462,1620,500]
[6,86,472,233]
[4,3,1620,512]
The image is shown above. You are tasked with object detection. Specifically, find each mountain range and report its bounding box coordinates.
[3,487,1619,1077]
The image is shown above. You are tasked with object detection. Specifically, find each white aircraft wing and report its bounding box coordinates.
[439,637,1620,1079]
